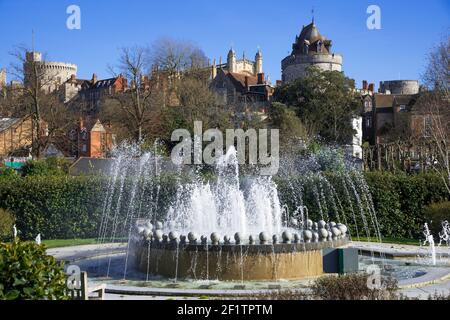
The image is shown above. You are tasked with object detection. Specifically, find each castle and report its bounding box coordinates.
[281,18,343,83]
[210,48,273,111]
[24,51,78,93]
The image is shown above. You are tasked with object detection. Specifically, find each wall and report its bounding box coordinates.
[282,54,343,83]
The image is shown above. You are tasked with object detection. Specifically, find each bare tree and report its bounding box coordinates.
[422,35,449,100]
[105,46,164,142]
[8,46,69,158]
[147,37,209,78]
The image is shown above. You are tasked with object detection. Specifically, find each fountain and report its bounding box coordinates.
[127,147,350,281]
[423,223,437,266]
[438,221,450,247]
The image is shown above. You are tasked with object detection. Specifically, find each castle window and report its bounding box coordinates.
[317,41,322,53]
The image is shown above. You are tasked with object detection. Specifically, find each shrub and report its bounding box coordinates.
[310,273,398,300]
[424,201,450,235]
[0,240,67,300]
[21,157,71,177]
[0,208,15,242]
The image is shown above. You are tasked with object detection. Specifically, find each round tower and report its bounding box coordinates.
[281,21,343,83]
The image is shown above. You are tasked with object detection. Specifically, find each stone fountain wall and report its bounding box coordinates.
[133,238,348,281]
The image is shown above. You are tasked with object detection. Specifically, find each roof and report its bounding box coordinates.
[298,22,325,44]
[393,94,417,105]
[374,94,395,108]
[0,118,22,133]
[69,157,114,176]
[227,71,258,91]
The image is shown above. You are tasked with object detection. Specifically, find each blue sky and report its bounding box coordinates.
[0,0,448,89]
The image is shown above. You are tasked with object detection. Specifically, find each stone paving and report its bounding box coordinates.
[47,242,450,300]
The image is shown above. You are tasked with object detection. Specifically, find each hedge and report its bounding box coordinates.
[0,172,448,240]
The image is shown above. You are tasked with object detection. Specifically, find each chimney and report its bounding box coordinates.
[362,80,368,90]
[91,73,97,84]
[244,76,249,90]
[257,73,265,84]
[368,83,374,92]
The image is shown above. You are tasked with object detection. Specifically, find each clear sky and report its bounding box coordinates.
[0,0,448,89]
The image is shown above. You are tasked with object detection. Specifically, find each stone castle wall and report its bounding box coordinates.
[282,54,343,83]
[379,80,419,95]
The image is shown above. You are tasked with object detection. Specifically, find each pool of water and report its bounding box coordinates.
[359,255,450,281]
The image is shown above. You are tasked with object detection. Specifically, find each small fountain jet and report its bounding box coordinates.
[438,221,450,247]
[423,223,436,265]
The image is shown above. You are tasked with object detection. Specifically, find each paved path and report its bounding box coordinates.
[347,241,450,258]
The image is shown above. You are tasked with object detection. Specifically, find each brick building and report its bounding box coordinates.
[65,118,115,158]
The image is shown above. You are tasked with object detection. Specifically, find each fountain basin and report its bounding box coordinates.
[133,237,349,281]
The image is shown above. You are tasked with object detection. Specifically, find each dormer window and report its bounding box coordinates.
[317,41,322,53]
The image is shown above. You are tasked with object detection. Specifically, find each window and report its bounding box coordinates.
[399,105,407,112]
[80,128,88,140]
[366,116,372,128]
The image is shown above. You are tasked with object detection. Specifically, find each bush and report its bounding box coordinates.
[0,209,15,242]
[310,274,398,300]
[21,157,71,177]
[424,201,450,235]
[0,240,67,300]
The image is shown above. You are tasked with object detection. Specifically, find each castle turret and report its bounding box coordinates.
[281,21,343,83]
[255,49,263,75]
[227,48,236,73]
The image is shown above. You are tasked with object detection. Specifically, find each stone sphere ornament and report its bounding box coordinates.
[307,219,313,229]
[331,227,341,239]
[224,235,231,244]
[249,235,255,244]
[293,233,300,243]
[137,226,145,235]
[313,222,318,231]
[169,231,179,242]
[259,232,270,244]
[210,232,220,245]
[234,232,242,244]
[319,228,329,240]
[143,228,152,239]
[303,230,313,243]
[313,232,319,242]
[155,221,163,230]
[272,234,279,244]
[153,229,163,242]
[188,232,198,243]
[282,231,292,243]
[337,224,348,236]
[201,235,208,244]
[179,235,187,244]
[318,220,327,229]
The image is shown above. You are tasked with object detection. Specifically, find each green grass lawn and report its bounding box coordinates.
[42,238,98,249]
[355,236,420,246]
